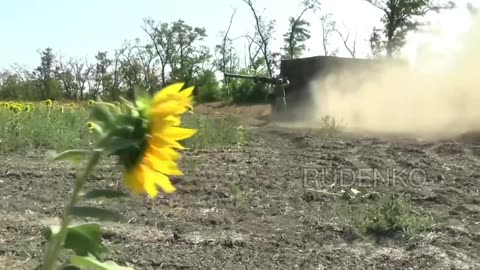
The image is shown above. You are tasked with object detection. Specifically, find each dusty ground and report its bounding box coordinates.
[1,102,480,269]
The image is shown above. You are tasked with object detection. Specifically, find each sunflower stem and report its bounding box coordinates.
[42,150,102,270]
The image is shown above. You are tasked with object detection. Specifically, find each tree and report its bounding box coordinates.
[55,57,78,100]
[34,48,62,99]
[369,27,384,58]
[169,20,209,86]
[245,32,264,72]
[214,7,238,83]
[68,57,92,101]
[242,0,276,77]
[283,18,311,59]
[320,13,338,56]
[467,2,477,15]
[90,51,113,98]
[365,0,455,57]
[334,23,357,58]
[143,18,177,86]
[282,0,320,59]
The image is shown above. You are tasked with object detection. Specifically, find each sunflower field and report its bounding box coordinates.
[0,99,249,153]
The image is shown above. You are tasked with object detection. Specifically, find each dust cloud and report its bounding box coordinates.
[307,10,480,139]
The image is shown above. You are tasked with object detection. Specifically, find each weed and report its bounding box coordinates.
[340,193,433,237]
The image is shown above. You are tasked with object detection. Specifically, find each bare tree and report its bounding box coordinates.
[320,13,338,56]
[334,23,357,58]
[111,42,129,99]
[69,57,92,100]
[245,32,263,72]
[242,0,275,77]
[222,8,236,77]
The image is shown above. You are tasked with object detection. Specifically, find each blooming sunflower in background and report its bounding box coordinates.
[89,83,197,198]
[44,99,53,107]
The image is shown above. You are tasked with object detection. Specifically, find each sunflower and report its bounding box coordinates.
[121,83,197,198]
[10,105,21,114]
[86,121,97,133]
[44,99,53,107]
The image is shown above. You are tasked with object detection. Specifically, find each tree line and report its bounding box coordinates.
[0,0,471,103]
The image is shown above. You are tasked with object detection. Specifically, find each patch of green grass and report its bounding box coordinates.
[340,193,434,237]
[182,114,250,148]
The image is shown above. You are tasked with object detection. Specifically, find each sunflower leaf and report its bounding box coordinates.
[101,137,142,156]
[91,103,116,129]
[42,223,107,259]
[46,149,91,164]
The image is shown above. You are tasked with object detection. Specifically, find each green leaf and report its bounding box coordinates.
[71,206,124,222]
[134,86,152,115]
[91,103,115,128]
[70,254,134,270]
[95,125,139,154]
[89,121,105,135]
[81,189,129,200]
[42,223,107,259]
[46,149,91,164]
[101,137,142,156]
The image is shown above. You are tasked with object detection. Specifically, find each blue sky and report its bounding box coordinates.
[0,0,475,70]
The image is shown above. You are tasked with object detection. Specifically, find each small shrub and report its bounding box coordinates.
[226,79,271,104]
[319,115,344,131]
[194,70,223,103]
[341,193,433,236]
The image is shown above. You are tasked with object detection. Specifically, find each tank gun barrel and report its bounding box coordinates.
[223,72,280,84]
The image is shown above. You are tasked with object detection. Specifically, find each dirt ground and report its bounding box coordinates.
[2,102,480,269]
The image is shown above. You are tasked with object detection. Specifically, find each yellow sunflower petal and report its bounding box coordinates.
[179,86,194,99]
[159,126,197,141]
[124,164,177,197]
[123,165,145,195]
[153,83,185,104]
[165,115,181,126]
[151,100,188,118]
[149,134,186,149]
[146,145,182,161]
[142,165,160,197]
[150,115,182,134]
[152,171,176,194]
[143,154,183,176]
